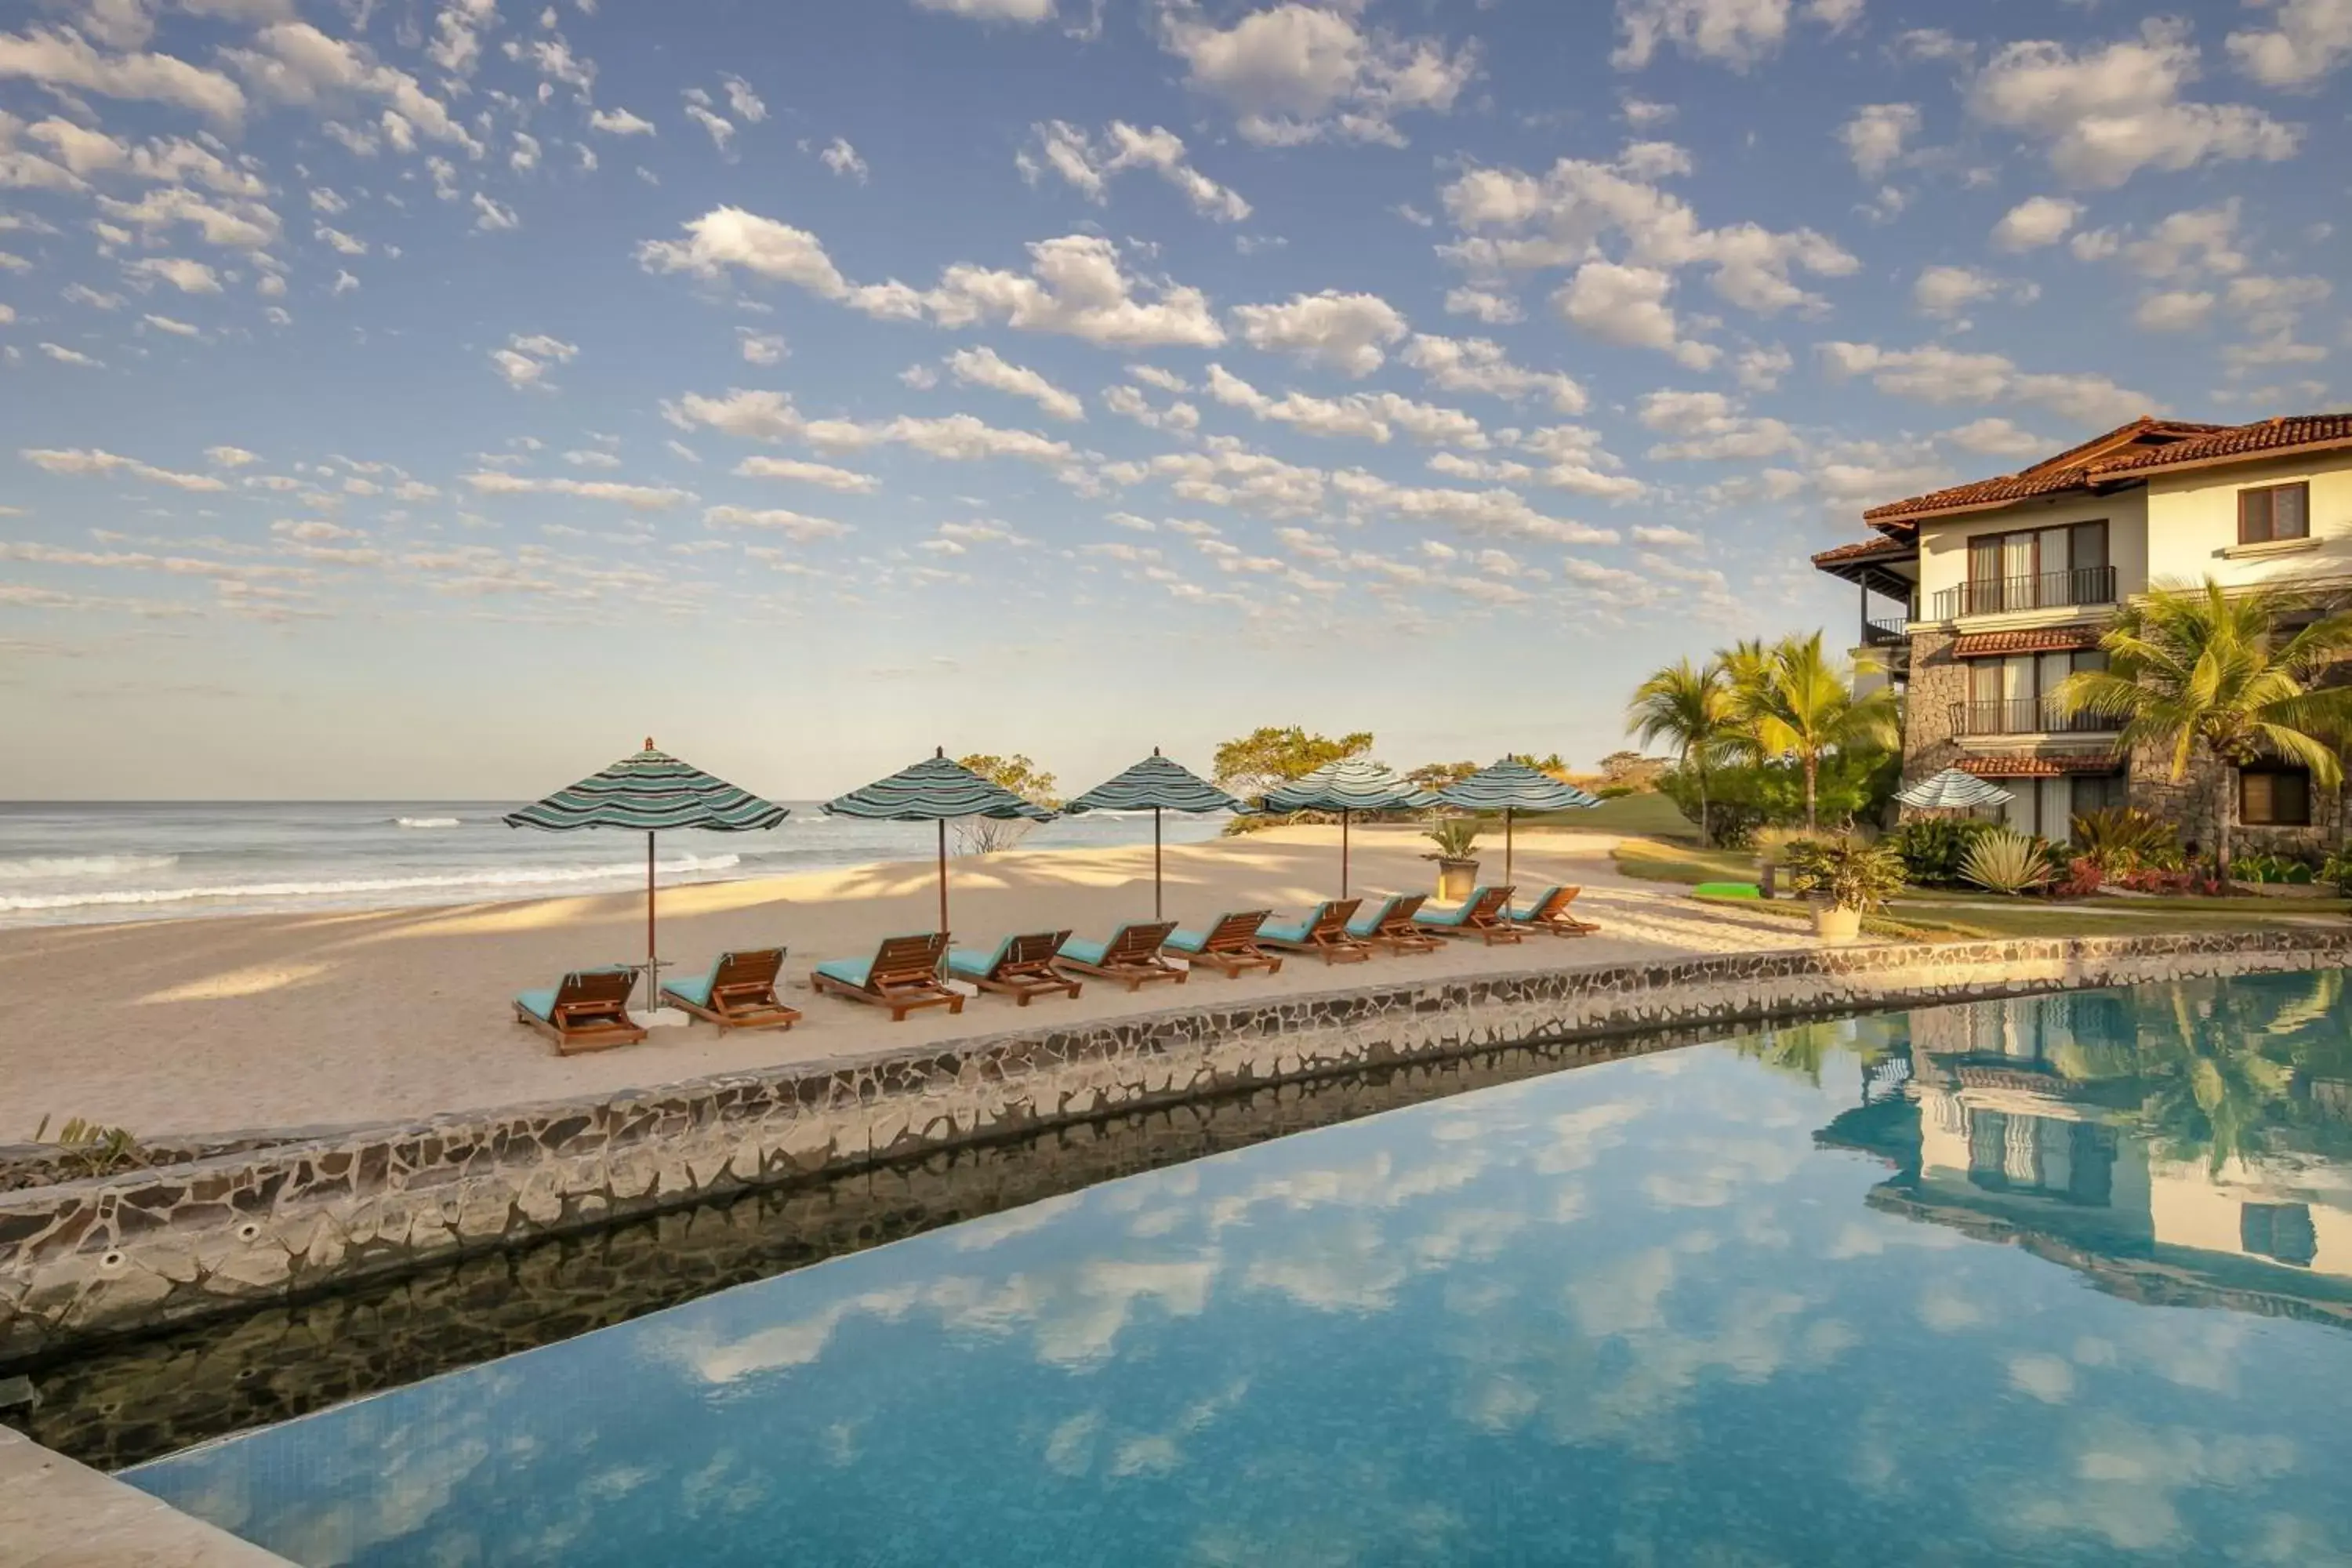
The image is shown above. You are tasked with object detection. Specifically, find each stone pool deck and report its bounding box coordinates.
[0,1424,296,1566]
[5,930,2349,1367]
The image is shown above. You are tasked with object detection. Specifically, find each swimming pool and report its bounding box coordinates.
[128,972,2352,1564]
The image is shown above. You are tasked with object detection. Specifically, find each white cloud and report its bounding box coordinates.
[1911,264,2020,319]
[38,342,103,366]
[1334,467,1621,546]
[638,206,856,295]
[1636,388,1799,459]
[93,185,278,249]
[205,445,262,468]
[464,472,693,510]
[0,27,248,126]
[684,101,734,153]
[224,23,481,155]
[589,106,655,136]
[1969,22,2301,187]
[1613,0,1857,71]
[2133,289,2216,332]
[1556,262,1717,368]
[1101,384,1202,433]
[1991,194,2080,250]
[1229,289,1405,376]
[24,445,227,489]
[125,255,222,293]
[667,390,1076,466]
[1735,344,1792,390]
[1942,417,2047,458]
[1019,120,1250,222]
[703,504,852,540]
[733,456,879,492]
[2228,0,2352,88]
[944,346,1085,420]
[1443,286,1522,324]
[1632,523,1699,546]
[1128,364,1190,394]
[1819,340,2155,425]
[1400,334,1588,413]
[471,192,518,231]
[489,332,578,390]
[1838,103,1918,178]
[141,311,199,336]
[1156,1,1477,147]
[913,0,1057,20]
[819,136,868,183]
[720,73,767,123]
[738,328,786,365]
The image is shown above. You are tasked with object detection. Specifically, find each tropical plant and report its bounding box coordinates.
[35,1116,143,1179]
[2067,807,2181,875]
[2052,855,2107,899]
[1960,828,2053,895]
[2323,850,2352,892]
[953,753,1058,855]
[2051,578,2352,879]
[1506,752,1569,774]
[1625,656,1737,845]
[1729,633,1900,833]
[1421,815,1481,861]
[1887,818,1994,886]
[1405,760,1479,791]
[1780,833,1907,912]
[1211,726,1374,797]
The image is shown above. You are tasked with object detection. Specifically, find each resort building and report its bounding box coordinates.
[1813,414,2352,850]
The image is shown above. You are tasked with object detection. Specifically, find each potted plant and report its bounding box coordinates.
[1780,833,1906,942]
[1421,815,1482,902]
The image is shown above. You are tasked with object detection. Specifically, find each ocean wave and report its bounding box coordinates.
[393,816,462,829]
[0,853,181,880]
[0,852,743,913]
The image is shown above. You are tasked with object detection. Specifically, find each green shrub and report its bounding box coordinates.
[1780,833,1907,912]
[1888,817,1994,886]
[1960,829,2053,895]
[1593,784,1635,800]
[2067,807,2179,873]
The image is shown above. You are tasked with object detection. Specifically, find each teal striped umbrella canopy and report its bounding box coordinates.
[1064,748,1247,920]
[1260,758,1437,898]
[1896,768,2015,811]
[823,750,1054,931]
[1434,758,1598,887]
[505,741,789,833]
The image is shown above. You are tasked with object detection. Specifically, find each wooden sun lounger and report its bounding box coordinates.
[947,930,1082,1005]
[514,967,647,1054]
[1162,910,1282,978]
[661,946,803,1030]
[1257,899,1370,964]
[1348,893,1438,954]
[1511,885,1599,936]
[1412,885,1523,946]
[1056,921,1185,992]
[811,932,962,1022]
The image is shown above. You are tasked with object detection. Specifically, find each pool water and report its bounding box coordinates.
[129,973,2352,1565]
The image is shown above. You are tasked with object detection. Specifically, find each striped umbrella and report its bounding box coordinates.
[506,739,788,1009]
[1895,768,2016,811]
[822,748,1054,931]
[1261,758,1439,898]
[1065,748,1249,920]
[1436,759,1600,888]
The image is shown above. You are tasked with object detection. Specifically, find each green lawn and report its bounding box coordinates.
[1513,792,1693,839]
[1612,838,1760,886]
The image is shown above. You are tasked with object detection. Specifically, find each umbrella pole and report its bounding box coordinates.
[1341,808,1351,898]
[937,818,949,934]
[645,830,657,1012]
[1153,806,1163,921]
[1504,807,1514,889]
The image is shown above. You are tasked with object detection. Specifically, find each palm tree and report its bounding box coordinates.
[1626,656,1737,844]
[1715,637,1777,761]
[1736,633,1899,832]
[2050,578,2352,879]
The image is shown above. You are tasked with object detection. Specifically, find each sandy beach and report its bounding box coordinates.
[0,823,1809,1140]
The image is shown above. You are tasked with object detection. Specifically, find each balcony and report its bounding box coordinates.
[1931,565,2116,622]
[1947,699,2118,738]
[1862,614,1909,647]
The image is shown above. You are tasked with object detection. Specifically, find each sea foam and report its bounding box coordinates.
[0,853,742,913]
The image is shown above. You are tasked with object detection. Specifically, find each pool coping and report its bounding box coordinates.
[5,930,2348,1366]
[0,1423,296,1566]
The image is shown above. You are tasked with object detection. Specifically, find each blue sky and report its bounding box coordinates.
[0,0,2344,799]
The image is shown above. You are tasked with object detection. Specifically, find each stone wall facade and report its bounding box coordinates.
[5,932,2348,1367]
[1900,626,1967,785]
[2125,735,2344,861]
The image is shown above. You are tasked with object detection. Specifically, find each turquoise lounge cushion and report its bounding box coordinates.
[1058,936,1110,966]
[1345,897,1399,938]
[1414,903,1472,927]
[1509,886,1564,920]
[815,957,873,988]
[1257,916,1314,945]
[946,939,1008,979]
[663,971,717,1007]
[515,988,557,1022]
[1165,928,1209,954]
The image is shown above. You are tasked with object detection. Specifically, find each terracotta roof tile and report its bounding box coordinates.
[1949,628,2105,658]
[1810,535,1916,566]
[1860,468,2100,524]
[1859,415,2296,524]
[2087,413,2352,476]
[1959,754,2122,778]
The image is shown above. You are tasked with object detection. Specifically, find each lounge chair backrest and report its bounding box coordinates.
[870,932,949,985]
[1469,886,1513,921]
[1379,893,1428,929]
[559,968,637,1010]
[712,948,786,992]
[1312,898,1361,935]
[1001,930,1069,971]
[1105,920,1178,961]
[1530,887,1573,917]
[1203,910,1272,949]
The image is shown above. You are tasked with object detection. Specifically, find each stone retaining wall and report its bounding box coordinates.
[5,932,2346,1366]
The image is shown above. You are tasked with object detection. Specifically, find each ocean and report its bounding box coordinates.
[0,802,1227,928]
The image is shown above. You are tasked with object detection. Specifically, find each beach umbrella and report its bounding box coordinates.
[1064,748,1249,920]
[1261,758,1440,899]
[822,748,1054,931]
[505,739,789,1010]
[1436,759,1600,888]
[1895,768,2016,811]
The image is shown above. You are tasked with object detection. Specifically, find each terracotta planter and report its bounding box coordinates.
[1813,903,1863,943]
[1436,858,1479,902]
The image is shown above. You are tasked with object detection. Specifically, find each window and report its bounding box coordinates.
[1962,522,2111,613]
[2241,768,2311,826]
[2071,773,2127,820]
[2239,482,2310,545]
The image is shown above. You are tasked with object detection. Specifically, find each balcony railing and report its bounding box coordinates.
[1931,565,2116,621]
[1862,614,1910,646]
[1947,699,2116,738]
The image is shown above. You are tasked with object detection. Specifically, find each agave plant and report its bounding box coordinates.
[1421,814,1481,861]
[2067,807,2180,874]
[1780,833,1907,911]
[1960,828,2052,896]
